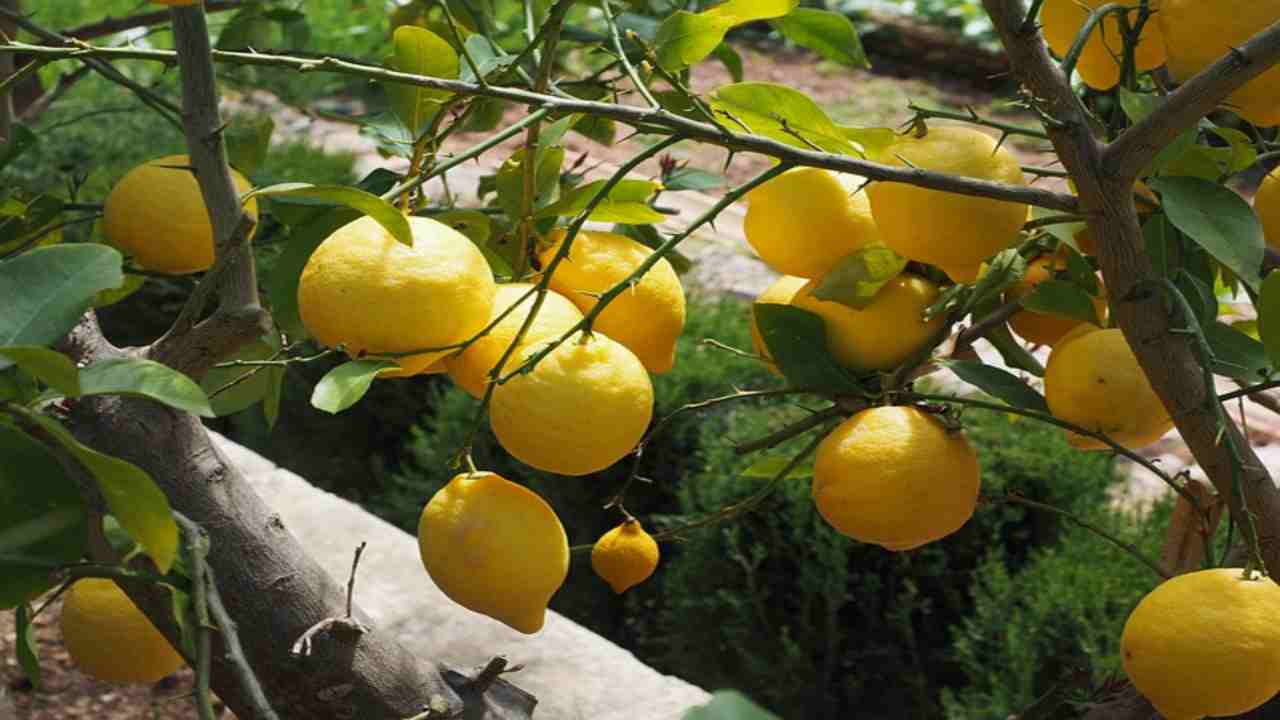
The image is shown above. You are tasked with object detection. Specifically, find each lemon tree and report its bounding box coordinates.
[3,0,1280,718]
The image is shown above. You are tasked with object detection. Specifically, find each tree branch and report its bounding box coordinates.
[59,0,244,43]
[1107,18,1280,178]
[0,0,15,148]
[0,40,1082,212]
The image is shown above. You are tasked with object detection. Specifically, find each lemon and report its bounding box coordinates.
[1122,569,1280,720]
[1159,1,1280,127]
[813,406,980,550]
[867,127,1028,271]
[539,229,685,374]
[490,332,653,476]
[60,579,185,684]
[417,472,568,634]
[1259,170,1280,250]
[591,519,660,594]
[749,275,809,375]
[1006,255,1107,347]
[743,168,880,279]
[103,155,257,275]
[1044,326,1173,449]
[445,284,583,398]
[298,215,496,378]
[790,273,945,373]
[1041,0,1167,90]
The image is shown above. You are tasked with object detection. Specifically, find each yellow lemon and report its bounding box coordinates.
[790,273,946,373]
[1042,0,1167,90]
[1122,569,1280,720]
[1006,255,1107,347]
[749,274,809,375]
[742,167,880,279]
[1258,169,1280,250]
[103,155,257,274]
[591,518,660,594]
[867,127,1028,270]
[445,284,583,398]
[60,579,185,684]
[1044,326,1173,449]
[298,215,496,378]
[1159,1,1280,126]
[490,332,653,476]
[417,471,568,634]
[539,229,685,374]
[813,406,980,550]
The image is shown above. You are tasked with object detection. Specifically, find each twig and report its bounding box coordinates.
[345,542,367,619]
[202,565,281,720]
[734,405,846,456]
[1059,3,1127,80]
[290,543,372,659]
[599,0,659,109]
[907,102,1050,141]
[60,1,245,42]
[177,515,216,720]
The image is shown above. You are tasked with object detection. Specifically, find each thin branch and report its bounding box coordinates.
[995,493,1170,579]
[60,1,244,43]
[600,0,659,109]
[907,101,1050,141]
[734,405,847,455]
[345,542,367,619]
[1058,3,1126,80]
[0,40,1082,212]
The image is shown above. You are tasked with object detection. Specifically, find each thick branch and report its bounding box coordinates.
[0,40,1081,212]
[1107,18,1280,179]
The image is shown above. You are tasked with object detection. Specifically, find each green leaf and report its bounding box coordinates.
[941,360,1049,412]
[1259,270,1280,372]
[711,42,744,83]
[0,347,79,396]
[965,248,1026,312]
[810,246,907,310]
[495,147,565,219]
[535,179,664,224]
[199,338,280,417]
[572,114,617,146]
[1206,321,1272,384]
[217,6,274,49]
[0,194,65,256]
[1208,127,1258,175]
[1143,213,1176,278]
[985,323,1045,377]
[245,184,413,247]
[771,8,868,69]
[225,115,276,176]
[709,82,855,154]
[683,690,781,720]
[311,359,399,414]
[740,454,813,480]
[0,245,124,370]
[16,603,40,688]
[1149,177,1263,291]
[614,223,693,273]
[25,413,177,574]
[266,207,360,339]
[704,0,798,21]
[664,168,725,192]
[80,359,214,418]
[386,26,460,136]
[0,125,37,171]
[263,362,284,431]
[1018,279,1100,325]
[458,35,517,83]
[754,304,861,391]
[92,274,146,309]
[838,125,896,159]
[0,425,85,610]
[655,11,736,71]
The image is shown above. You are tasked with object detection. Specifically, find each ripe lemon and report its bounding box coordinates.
[1044,326,1173,449]
[60,579,185,684]
[867,127,1028,271]
[790,273,946,373]
[749,274,809,375]
[813,406,980,550]
[445,283,583,398]
[418,472,568,634]
[591,518,660,594]
[298,215,496,378]
[103,155,257,274]
[539,229,685,374]
[1122,569,1280,720]
[1041,0,1167,90]
[489,332,653,476]
[1159,1,1280,126]
[1006,255,1107,346]
[742,168,880,279]
[1259,170,1280,250]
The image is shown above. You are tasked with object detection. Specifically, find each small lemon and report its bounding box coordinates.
[539,229,685,374]
[298,215,496,378]
[591,519,660,594]
[790,273,946,373]
[103,155,257,274]
[418,472,568,634]
[1044,326,1174,449]
[1122,569,1280,720]
[743,168,880,279]
[813,406,980,550]
[749,274,809,375]
[490,332,654,476]
[867,127,1028,271]
[1041,0,1167,90]
[1006,255,1107,347]
[1159,1,1280,126]
[1258,170,1280,250]
[445,284,583,398]
[60,579,185,684]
